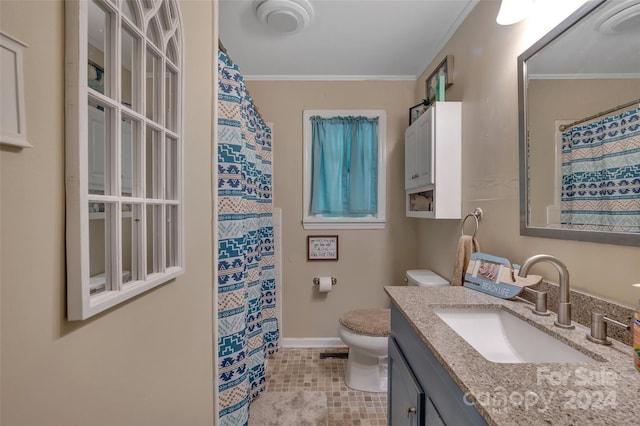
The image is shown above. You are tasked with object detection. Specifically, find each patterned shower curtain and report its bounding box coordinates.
[561,106,640,232]
[217,50,278,426]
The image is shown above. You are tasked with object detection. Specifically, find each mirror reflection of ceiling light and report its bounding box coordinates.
[256,0,314,34]
[597,0,640,34]
[496,0,535,25]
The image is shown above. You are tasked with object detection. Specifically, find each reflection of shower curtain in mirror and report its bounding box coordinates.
[561,107,640,232]
[217,50,278,425]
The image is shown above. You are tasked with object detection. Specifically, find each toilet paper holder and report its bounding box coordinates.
[313,277,337,286]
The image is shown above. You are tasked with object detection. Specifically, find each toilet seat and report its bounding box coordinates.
[339,308,390,337]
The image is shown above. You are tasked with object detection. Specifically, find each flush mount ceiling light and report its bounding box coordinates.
[256,0,314,34]
[496,0,535,25]
[597,0,640,34]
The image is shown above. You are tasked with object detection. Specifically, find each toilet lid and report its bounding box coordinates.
[339,308,390,337]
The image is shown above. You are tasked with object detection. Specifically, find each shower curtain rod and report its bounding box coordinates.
[558,98,640,131]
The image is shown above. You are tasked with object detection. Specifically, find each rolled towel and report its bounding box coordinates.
[451,235,480,286]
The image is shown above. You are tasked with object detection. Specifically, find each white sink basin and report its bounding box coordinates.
[433,307,595,363]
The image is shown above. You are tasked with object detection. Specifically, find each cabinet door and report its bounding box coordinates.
[404,124,418,190]
[389,337,424,426]
[416,107,434,187]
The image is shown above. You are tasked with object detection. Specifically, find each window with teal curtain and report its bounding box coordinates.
[310,116,379,217]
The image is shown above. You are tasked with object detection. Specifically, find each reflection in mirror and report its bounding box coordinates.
[166,136,178,200]
[146,126,161,198]
[519,0,640,246]
[166,205,178,267]
[145,49,160,121]
[88,104,111,195]
[89,202,113,295]
[121,203,138,285]
[121,117,134,196]
[166,65,178,131]
[147,204,162,275]
[121,26,137,109]
[88,0,109,96]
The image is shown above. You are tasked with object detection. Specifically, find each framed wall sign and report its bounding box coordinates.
[307,235,339,261]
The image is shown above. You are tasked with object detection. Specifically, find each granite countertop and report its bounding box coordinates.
[385,286,640,426]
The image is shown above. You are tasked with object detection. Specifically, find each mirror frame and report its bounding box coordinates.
[518,0,639,247]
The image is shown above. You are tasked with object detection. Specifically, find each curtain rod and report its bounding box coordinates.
[558,98,640,131]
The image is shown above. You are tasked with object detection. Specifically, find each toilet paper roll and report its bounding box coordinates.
[318,276,333,293]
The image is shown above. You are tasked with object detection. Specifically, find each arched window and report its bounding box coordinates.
[65,0,184,320]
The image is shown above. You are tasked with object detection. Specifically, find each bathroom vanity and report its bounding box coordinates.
[385,285,640,425]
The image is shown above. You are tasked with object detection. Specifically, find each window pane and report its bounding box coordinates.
[121,203,140,284]
[145,49,161,122]
[88,0,109,96]
[165,136,177,200]
[165,65,177,131]
[145,126,161,198]
[89,202,114,295]
[166,204,177,267]
[146,204,162,275]
[88,104,112,195]
[121,27,138,109]
[121,117,140,197]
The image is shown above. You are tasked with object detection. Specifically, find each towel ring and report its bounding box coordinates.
[461,208,483,238]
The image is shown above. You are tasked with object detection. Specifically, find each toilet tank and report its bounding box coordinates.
[405,270,449,287]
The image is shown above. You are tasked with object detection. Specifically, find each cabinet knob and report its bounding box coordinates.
[406,406,416,417]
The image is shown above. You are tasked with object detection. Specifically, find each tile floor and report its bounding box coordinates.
[263,347,388,426]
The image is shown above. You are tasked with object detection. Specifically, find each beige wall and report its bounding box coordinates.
[0,1,215,425]
[246,81,419,337]
[414,1,639,306]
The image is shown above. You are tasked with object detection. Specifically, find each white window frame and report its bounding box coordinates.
[302,109,387,230]
[65,0,184,320]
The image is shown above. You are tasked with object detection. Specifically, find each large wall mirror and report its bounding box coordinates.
[518,0,640,247]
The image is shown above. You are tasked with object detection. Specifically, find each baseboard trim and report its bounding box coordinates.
[281,337,347,348]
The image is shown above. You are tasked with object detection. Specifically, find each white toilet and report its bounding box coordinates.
[338,270,449,392]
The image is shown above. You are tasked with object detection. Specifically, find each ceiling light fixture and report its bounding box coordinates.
[256,0,314,34]
[496,0,535,25]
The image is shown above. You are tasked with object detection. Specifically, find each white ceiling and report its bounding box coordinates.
[218,0,478,80]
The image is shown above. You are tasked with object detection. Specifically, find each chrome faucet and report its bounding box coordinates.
[518,254,574,329]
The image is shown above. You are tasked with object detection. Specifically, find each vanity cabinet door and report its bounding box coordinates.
[388,337,424,426]
[391,303,487,426]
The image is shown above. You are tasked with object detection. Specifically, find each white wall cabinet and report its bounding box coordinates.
[405,101,461,219]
